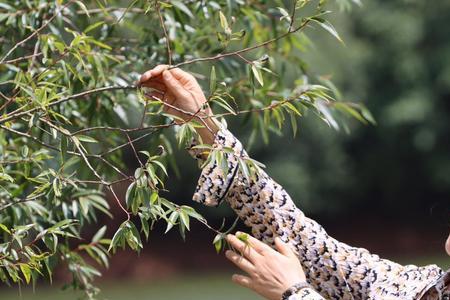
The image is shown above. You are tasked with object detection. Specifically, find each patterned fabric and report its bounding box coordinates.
[293,288,328,300]
[282,282,323,300]
[189,129,449,300]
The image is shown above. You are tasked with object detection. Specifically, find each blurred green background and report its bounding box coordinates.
[2,0,450,298]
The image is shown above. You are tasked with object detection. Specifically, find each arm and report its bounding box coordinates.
[139,66,444,300]
[192,126,444,300]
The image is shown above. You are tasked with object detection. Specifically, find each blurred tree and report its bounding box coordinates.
[222,0,450,219]
[0,0,370,297]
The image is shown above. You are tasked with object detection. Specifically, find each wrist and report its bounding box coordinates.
[195,116,219,145]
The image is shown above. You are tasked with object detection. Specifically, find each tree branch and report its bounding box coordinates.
[0,85,137,124]
[0,0,75,64]
[171,20,310,69]
[156,1,172,66]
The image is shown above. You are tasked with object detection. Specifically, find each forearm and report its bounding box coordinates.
[194,117,219,145]
[189,128,444,299]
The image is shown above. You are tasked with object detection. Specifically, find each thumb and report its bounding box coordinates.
[162,70,189,99]
[275,237,296,257]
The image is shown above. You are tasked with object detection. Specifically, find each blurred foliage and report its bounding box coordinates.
[282,0,450,215]
[226,0,450,216]
[166,0,450,220]
[0,0,371,297]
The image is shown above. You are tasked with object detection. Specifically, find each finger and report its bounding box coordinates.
[139,65,168,83]
[236,231,272,255]
[225,250,255,274]
[150,64,169,77]
[169,68,195,84]
[231,274,253,289]
[141,80,167,92]
[226,234,260,263]
[139,70,152,84]
[275,237,296,257]
[162,70,189,99]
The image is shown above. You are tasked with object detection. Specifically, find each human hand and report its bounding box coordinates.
[139,65,218,143]
[225,232,306,300]
[139,65,210,118]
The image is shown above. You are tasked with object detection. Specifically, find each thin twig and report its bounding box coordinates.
[1,52,43,65]
[171,20,310,69]
[289,0,298,32]
[156,1,172,66]
[71,123,171,135]
[0,124,59,151]
[0,0,75,64]
[125,132,145,168]
[99,130,160,157]
[0,193,45,212]
[0,85,137,124]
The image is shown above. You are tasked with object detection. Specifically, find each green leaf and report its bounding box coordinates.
[139,213,150,240]
[238,158,250,182]
[89,39,112,50]
[290,113,298,137]
[181,206,205,222]
[236,232,249,243]
[213,234,224,253]
[0,223,11,234]
[251,65,264,87]
[150,192,158,205]
[171,0,194,18]
[92,226,107,243]
[125,182,136,209]
[0,172,14,183]
[179,210,190,231]
[165,211,179,234]
[219,11,230,32]
[311,17,343,43]
[277,7,291,23]
[125,221,143,250]
[19,264,31,284]
[316,100,339,130]
[75,1,90,17]
[76,135,98,143]
[84,21,104,34]
[43,233,58,253]
[108,224,125,252]
[334,103,367,124]
[210,66,217,94]
[361,105,377,125]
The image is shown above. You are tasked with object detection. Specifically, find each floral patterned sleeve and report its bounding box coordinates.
[188,129,446,300]
[289,288,327,300]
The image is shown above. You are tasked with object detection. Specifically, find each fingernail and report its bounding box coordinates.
[226,234,232,240]
[141,72,150,81]
[163,71,170,79]
[225,250,232,257]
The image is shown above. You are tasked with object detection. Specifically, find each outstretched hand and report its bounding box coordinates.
[225,233,307,300]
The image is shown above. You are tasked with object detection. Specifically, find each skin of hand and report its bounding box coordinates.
[225,232,307,300]
[139,65,218,144]
[446,233,450,256]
